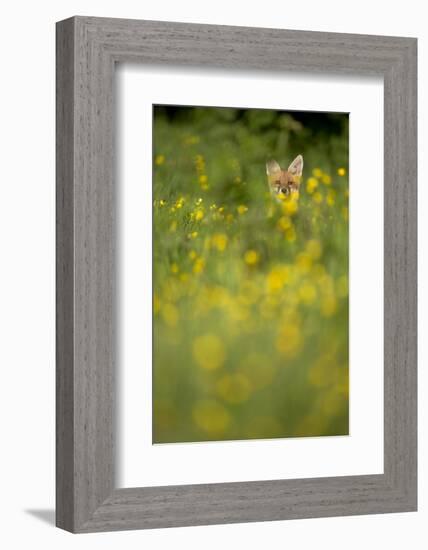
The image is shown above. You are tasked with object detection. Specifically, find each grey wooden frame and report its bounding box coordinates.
[56,16,417,533]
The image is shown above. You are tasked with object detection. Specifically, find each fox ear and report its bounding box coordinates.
[266,160,281,176]
[288,155,303,177]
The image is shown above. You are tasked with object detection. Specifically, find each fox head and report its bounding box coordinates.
[266,155,303,201]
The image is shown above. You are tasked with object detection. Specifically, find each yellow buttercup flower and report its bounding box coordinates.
[298,283,317,305]
[326,189,336,206]
[282,197,299,215]
[277,216,292,231]
[192,334,226,370]
[276,323,302,357]
[267,265,291,293]
[193,400,230,434]
[161,303,179,327]
[153,293,161,315]
[313,191,323,204]
[237,205,248,215]
[194,208,204,221]
[306,177,318,194]
[211,233,228,252]
[155,154,165,166]
[321,294,338,317]
[244,249,259,266]
[337,167,347,176]
[193,258,205,274]
[285,226,296,242]
[216,373,252,404]
[305,239,322,260]
[321,174,332,185]
[175,196,185,209]
[296,252,312,274]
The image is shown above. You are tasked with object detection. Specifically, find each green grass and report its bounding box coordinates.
[152,106,349,443]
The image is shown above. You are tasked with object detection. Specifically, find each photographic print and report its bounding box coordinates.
[153,105,349,444]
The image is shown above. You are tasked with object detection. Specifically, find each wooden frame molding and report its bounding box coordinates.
[56,16,417,533]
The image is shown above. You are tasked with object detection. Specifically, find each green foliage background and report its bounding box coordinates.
[153,105,349,443]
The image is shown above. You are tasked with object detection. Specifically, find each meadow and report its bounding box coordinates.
[152,105,349,444]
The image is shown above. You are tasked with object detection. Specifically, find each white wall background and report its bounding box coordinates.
[0,1,424,548]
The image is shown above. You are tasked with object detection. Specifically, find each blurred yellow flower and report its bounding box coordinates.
[238,352,276,389]
[244,249,259,265]
[277,216,292,231]
[282,198,299,215]
[267,265,291,292]
[188,231,198,239]
[226,301,250,322]
[312,168,323,178]
[155,154,165,166]
[321,294,337,317]
[285,226,296,242]
[276,323,302,357]
[194,154,205,172]
[298,283,317,305]
[321,174,332,185]
[305,239,322,260]
[193,399,230,434]
[216,373,252,404]
[313,191,323,204]
[308,354,337,387]
[194,208,204,221]
[175,197,185,209]
[199,174,208,184]
[193,258,205,274]
[211,233,228,252]
[326,189,336,206]
[171,262,179,274]
[237,205,248,215]
[306,177,318,194]
[188,250,197,260]
[259,297,277,319]
[337,167,347,176]
[192,333,226,370]
[153,293,161,315]
[238,280,261,305]
[159,199,166,207]
[296,252,312,274]
[161,303,179,327]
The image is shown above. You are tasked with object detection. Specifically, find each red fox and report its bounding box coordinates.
[266,155,303,201]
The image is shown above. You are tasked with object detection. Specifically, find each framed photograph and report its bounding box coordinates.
[56,16,417,533]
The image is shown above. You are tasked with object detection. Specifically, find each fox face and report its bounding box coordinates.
[266,155,303,201]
